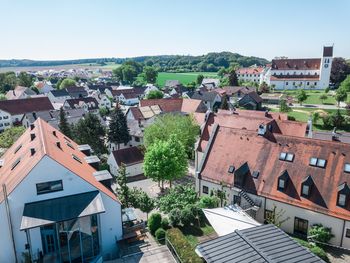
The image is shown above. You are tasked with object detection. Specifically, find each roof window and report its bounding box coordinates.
[72,154,82,164]
[11,158,21,170]
[309,157,326,168]
[279,152,294,162]
[252,171,260,179]
[66,141,75,150]
[344,163,350,173]
[228,165,235,173]
[14,144,22,154]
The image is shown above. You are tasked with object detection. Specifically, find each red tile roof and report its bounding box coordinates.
[236,67,264,75]
[129,107,144,120]
[140,98,205,114]
[271,58,321,71]
[199,125,350,221]
[112,146,144,166]
[0,118,119,203]
[0,97,54,115]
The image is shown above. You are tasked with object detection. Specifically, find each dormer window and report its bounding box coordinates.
[278,170,289,191]
[301,175,314,198]
[279,152,294,162]
[309,157,326,168]
[344,163,350,173]
[337,183,350,207]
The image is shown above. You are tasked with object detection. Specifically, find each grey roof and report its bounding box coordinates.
[197,224,324,263]
[50,89,69,97]
[165,80,181,87]
[191,91,218,102]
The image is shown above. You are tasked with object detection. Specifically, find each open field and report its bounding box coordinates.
[156,72,218,87]
[0,62,120,73]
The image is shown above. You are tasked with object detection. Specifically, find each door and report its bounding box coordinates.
[41,225,58,254]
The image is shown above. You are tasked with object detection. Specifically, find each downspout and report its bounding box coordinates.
[3,184,18,263]
[340,219,346,247]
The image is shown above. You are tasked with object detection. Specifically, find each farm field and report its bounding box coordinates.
[156,72,218,87]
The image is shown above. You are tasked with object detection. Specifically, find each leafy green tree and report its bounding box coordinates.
[122,65,138,84]
[99,107,109,118]
[218,67,227,77]
[138,191,155,219]
[312,112,320,123]
[144,135,188,190]
[331,57,350,87]
[169,208,181,227]
[211,183,227,207]
[309,224,334,244]
[108,106,130,150]
[17,72,34,87]
[220,95,229,110]
[330,110,345,128]
[0,72,17,92]
[155,228,166,243]
[0,94,6,100]
[114,164,130,208]
[73,113,107,154]
[142,66,158,83]
[180,206,196,226]
[265,205,290,227]
[228,67,239,86]
[144,114,199,154]
[58,107,72,138]
[319,94,328,104]
[0,126,26,148]
[296,89,307,105]
[113,61,143,84]
[279,100,291,112]
[186,81,196,90]
[59,78,76,89]
[339,75,350,92]
[259,81,269,93]
[196,74,204,85]
[148,213,162,235]
[146,90,163,99]
[198,195,219,209]
[335,87,348,106]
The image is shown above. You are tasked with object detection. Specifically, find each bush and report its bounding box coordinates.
[309,246,329,262]
[198,195,219,209]
[161,218,170,230]
[309,224,334,244]
[166,228,202,263]
[148,213,162,235]
[155,228,166,243]
[180,207,196,226]
[169,208,181,227]
[287,116,296,121]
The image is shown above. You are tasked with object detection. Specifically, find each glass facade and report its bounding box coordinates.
[38,214,100,263]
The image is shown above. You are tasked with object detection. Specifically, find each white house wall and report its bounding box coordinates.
[2,155,122,263]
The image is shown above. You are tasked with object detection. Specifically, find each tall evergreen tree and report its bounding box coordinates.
[220,95,229,110]
[228,67,239,86]
[58,107,72,138]
[108,106,131,150]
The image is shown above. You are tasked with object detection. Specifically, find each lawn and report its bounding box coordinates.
[156,72,218,87]
[180,223,215,248]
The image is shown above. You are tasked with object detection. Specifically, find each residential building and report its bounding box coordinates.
[48,89,72,106]
[140,98,207,114]
[0,97,54,131]
[236,66,268,85]
[107,146,144,178]
[90,92,112,109]
[200,78,220,90]
[269,46,333,90]
[216,86,262,110]
[5,86,37,100]
[191,91,222,110]
[35,81,54,94]
[195,110,350,249]
[66,86,88,98]
[0,118,121,263]
[64,97,99,113]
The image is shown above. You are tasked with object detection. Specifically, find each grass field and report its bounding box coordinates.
[156,72,218,87]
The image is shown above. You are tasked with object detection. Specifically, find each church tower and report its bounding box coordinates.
[319,46,333,89]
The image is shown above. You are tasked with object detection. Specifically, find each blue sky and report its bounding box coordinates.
[0,0,349,60]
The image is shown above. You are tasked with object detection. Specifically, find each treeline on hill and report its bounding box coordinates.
[0,52,269,72]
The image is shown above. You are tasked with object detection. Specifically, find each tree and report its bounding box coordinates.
[180,206,196,226]
[58,107,72,138]
[312,112,320,123]
[113,61,143,84]
[138,191,155,219]
[148,213,162,235]
[319,94,328,104]
[0,72,17,93]
[0,126,26,148]
[211,183,227,207]
[335,87,347,106]
[331,57,350,87]
[73,113,107,154]
[144,114,199,155]
[279,100,291,112]
[296,89,307,105]
[108,106,131,150]
[142,66,158,83]
[220,95,229,110]
[144,135,188,190]
[309,224,334,244]
[146,90,163,99]
[114,164,130,208]
[228,67,238,86]
[339,75,350,92]
[259,81,269,93]
[330,110,345,128]
[17,72,34,87]
[99,107,109,118]
[196,74,204,85]
[265,205,290,227]
[59,78,76,89]
[198,195,219,209]
[218,68,227,77]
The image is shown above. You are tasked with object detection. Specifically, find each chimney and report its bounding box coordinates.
[30,148,36,156]
[30,124,35,130]
[30,133,36,141]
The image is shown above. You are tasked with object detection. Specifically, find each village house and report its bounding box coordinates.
[35,81,54,94]
[0,97,54,131]
[0,119,121,263]
[63,97,99,113]
[236,66,268,85]
[195,109,350,249]
[107,146,144,178]
[215,86,262,110]
[66,86,88,98]
[5,86,37,100]
[200,78,220,90]
[191,90,222,111]
[48,89,72,108]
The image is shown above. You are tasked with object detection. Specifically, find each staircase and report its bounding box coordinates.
[238,189,258,207]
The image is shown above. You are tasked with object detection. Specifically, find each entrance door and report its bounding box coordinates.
[41,225,58,255]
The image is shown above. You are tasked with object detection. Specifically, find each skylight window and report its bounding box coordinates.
[309,158,317,166]
[11,158,21,170]
[279,152,294,162]
[72,154,82,164]
[228,165,235,173]
[310,158,327,168]
[14,144,22,154]
[66,141,75,150]
[344,163,350,173]
[252,171,260,179]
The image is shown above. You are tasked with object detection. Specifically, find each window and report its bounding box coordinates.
[302,184,310,197]
[14,144,22,154]
[309,157,326,168]
[228,165,235,173]
[3,116,8,119]
[264,209,273,221]
[36,180,63,195]
[338,193,346,207]
[252,171,260,179]
[202,186,209,194]
[66,142,75,150]
[135,137,140,142]
[346,229,350,238]
[286,82,288,85]
[72,154,82,164]
[294,217,308,236]
[344,163,350,173]
[233,195,241,205]
[307,82,309,85]
[293,82,295,86]
[278,178,285,190]
[11,158,21,170]
[279,152,294,162]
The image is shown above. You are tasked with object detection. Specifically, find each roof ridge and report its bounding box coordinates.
[37,118,47,155]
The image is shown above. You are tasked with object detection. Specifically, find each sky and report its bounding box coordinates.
[0,0,349,60]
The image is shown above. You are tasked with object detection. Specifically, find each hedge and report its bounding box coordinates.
[166,228,202,263]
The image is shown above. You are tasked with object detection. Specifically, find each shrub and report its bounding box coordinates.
[161,218,170,230]
[287,116,296,121]
[148,213,162,235]
[309,246,329,262]
[166,228,202,263]
[169,208,181,227]
[155,228,166,243]
[309,224,334,244]
[198,195,219,209]
[180,207,196,226]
